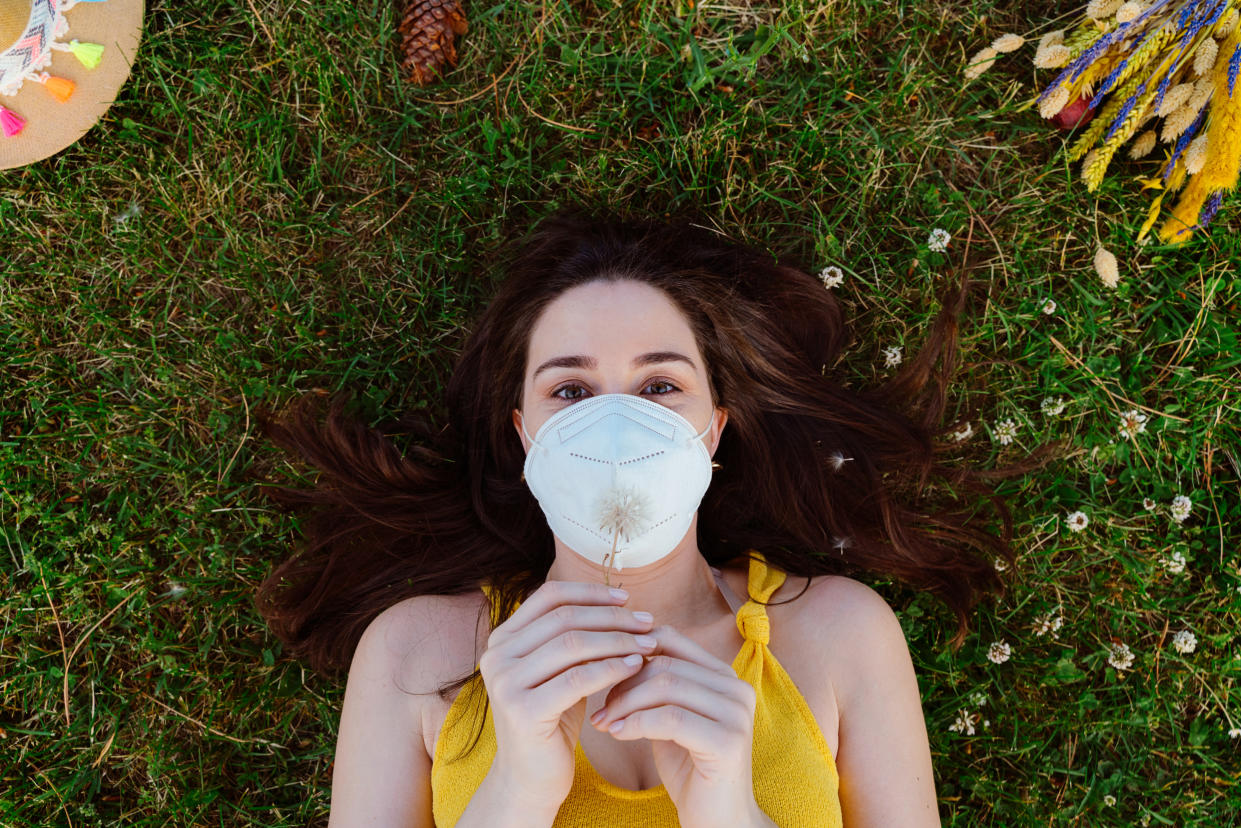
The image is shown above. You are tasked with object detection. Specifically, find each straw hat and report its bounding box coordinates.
[0,0,144,169]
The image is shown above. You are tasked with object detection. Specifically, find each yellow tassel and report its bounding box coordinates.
[1137,193,1165,242]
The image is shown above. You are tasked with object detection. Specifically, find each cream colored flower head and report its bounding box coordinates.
[1094,246,1120,288]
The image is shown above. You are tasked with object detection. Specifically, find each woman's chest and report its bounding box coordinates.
[420,564,841,791]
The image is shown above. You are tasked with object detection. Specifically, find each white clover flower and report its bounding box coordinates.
[1171,629,1197,654]
[1230,727,1241,739]
[927,227,951,252]
[882,346,903,368]
[994,557,1008,572]
[1065,511,1089,532]
[1041,298,1057,315]
[1162,550,1187,575]
[952,422,974,442]
[987,640,1012,664]
[1143,497,1157,511]
[948,709,979,735]
[164,582,187,598]
[1103,794,1117,807]
[968,690,988,707]
[819,265,845,289]
[1108,642,1135,671]
[1169,494,1192,523]
[1041,396,1067,416]
[1118,409,1148,439]
[1034,608,1064,637]
[993,419,1017,445]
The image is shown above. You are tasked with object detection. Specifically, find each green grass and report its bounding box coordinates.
[2,0,1238,825]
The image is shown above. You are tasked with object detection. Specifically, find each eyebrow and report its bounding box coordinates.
[532,351,697,381]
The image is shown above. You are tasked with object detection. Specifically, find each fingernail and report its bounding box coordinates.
[635,634,657,648]
[590,709,605,724]
[622,653,643,666]
[632,611,653,623]
[609,719,625,733]
[609,588,629,600]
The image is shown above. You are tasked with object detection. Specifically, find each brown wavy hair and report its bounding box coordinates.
[256,205,1025,757]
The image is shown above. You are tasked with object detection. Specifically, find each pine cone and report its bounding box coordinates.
[397,0,469,86]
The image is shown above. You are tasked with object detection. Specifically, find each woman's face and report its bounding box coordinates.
[513,278,727,452]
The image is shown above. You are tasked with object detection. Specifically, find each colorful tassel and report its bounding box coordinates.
[40,74,76,102]
[69,40,105,70]
[0,106,26,137]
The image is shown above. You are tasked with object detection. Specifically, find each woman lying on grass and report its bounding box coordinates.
[256,206,1016,827]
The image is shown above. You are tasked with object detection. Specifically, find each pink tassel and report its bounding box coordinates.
[0,106,26,137]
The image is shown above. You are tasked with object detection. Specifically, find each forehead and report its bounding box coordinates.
[526,280,701,366]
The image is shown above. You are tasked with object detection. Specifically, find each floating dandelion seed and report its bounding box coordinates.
[594,485,653,585]
[827,451,854,471]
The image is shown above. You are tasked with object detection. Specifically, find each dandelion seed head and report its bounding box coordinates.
[594,485,654,544]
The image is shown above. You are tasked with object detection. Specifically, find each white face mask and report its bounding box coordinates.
[520,393,716,571]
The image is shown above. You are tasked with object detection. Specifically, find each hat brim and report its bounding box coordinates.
[0,0,144,170]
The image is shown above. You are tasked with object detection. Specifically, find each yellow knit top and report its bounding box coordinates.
[430,551,844,827]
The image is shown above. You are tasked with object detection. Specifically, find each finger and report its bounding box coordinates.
[599,654,742,714]
[490,580,628,645]
[594,664,753,733]
[639,624,736,677]
[607,704,749,753]
[506,604,653,661]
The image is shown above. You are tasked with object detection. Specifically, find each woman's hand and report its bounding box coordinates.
[477,581,658,814]
[587,624,764,828]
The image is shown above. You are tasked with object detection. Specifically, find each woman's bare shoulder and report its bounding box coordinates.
[366,589,493,695]
[792,575,910,674]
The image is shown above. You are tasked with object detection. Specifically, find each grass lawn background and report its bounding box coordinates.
[2,0,1238,825]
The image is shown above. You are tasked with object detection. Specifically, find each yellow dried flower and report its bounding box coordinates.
[1087,0,1123,19]
[1116,1,1145,23]
[1193,38,1218,75]
[965,46,999,80]
[1038,29,1066,50]
[1161,104,1199,142]
[1039,85,1072,119]
[1184,134,1208,174]
[1219,9,1239,37]
[1034,43,1072,68]
[1156,82,1195,116]
[1094,246,1120,288]
[992,33,1025,53]
[1129,130,1157,159]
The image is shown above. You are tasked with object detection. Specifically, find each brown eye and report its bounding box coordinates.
[644,380,679,395]
[552,384,588,401]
